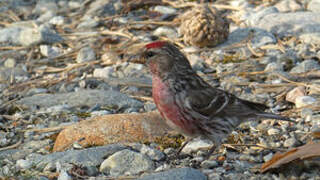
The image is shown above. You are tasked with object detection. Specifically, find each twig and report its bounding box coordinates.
[0,138,22,151]
[21,124,72,133]
[247,42,265,57]
[223,143,287,152]
[128,20,178,26]
[129,95,153,102]
[36,60,100,73]
[100,29,134,39]
[0,46,26,50]
[163,0,242,11]
[275,73,307,86]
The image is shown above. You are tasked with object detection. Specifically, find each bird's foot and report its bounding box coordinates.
[204,145,217,160]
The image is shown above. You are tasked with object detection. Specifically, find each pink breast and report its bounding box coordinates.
[152,76,195,136]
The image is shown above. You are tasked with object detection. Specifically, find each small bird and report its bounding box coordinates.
[138,41,292,156]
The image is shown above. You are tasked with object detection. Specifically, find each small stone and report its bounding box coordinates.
[299,33,320,45]
[284,137,299,147]
[40,45,62,57]
[181,138,212,154]
[77,18,99,29]
[290,60,320,73]
[49,16,65,25]
[86,166,99,176]
[137,167,207,180]
[99,149,154,177]
[155,164,170,172]
[163,148,175,155]
[153,27,178,39]
[201,160,218,168]
[43,162,56,172]
[249,7,279,26]
[93,67,114,78]
[265,62,283,72]
[295,96,317,108]
[187,54,205,71]
[140,144,165,161]
[144,102,157,112]
[19,25,63,46]
[4,58,16,68]
[37,11,56,22]
[76,47,96,63]
[26,88,48,96]
[286,86,306,103]
[101,51,120,64]
[58,170,72,180]
[267,128,281,135]
[263,153,273,162]
[275,0,303,12]
[301,108,313,118]
[91,110,111,116]
[16,159,32,170]
[154,6,177,14]
[308,0,320,12]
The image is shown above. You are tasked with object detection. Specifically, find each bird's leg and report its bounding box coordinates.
[176,137,192,155]
[205,145,217,159]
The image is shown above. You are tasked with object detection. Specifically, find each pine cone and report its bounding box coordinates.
[179,5,229,48]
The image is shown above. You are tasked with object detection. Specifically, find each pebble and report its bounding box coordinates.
[16,159,32,170]
[58,170,72,180]
[264,62,283,72]
[286,86,306,103]
[263,153,273,162]
[93,67,115,78]
[307,0,320,12]
[154,6,177,14]
[301,108,314,119]
[267,128,281,135]
[49,16,65,25]
[144,102,157,112]
[40,45,63,57]
[201,160,219,169]
[77,18,99,29]
[91,110,111,116]
[283,137,299,147]
[249,7,279,26]
[76,46,96,63]
[99,149,154,177]
[274,0,303,12]
[4,58,16,68]
[290,59,320,73]
[137,167,207,180]
[19,25,63,46]
[256,12,320,38]
[295,96,317,108]
[140,144,165,161]
[17,89,143,111]
[26,144,126,171]
[153,27,178,39]
[181,138,212,154]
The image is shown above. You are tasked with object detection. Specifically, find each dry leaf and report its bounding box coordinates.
[261,143,320,173]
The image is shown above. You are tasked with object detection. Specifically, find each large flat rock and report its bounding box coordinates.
[16,89,143,110]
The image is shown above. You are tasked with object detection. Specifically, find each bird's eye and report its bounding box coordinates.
[145,51,155,58]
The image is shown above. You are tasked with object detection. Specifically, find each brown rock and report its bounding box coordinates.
[179,5,229,48]
[286,86,306,103]
[53,111,171,152]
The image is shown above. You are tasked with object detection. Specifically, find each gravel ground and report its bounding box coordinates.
[0,0,320,179]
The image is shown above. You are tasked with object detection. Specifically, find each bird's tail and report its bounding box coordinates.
[256,113,295,122]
